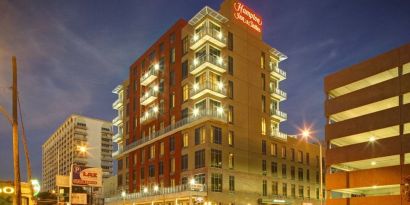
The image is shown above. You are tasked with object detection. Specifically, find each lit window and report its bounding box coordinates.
[183,85,189,101]
[261,117,266,135]
[183,133,189,148]
[228,131,234,146]
[229,153,234,169]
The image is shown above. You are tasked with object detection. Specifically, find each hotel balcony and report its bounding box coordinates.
[112,98,123,110]
[74,134,87,141]
[270,88,287,101]
[190,81,226,100]
[112,147,123,159]
[140,89,158,106]
[270,130,288,140]
[73,156,87,164]
[140,108,160,124]
[190,54,226,75]
[112,116,123,126]
[190,27,226,50]
[271,109,287,122]
[106,184,207,204]
[140,65,160,86]
[120,109,226,156]
[112,133,123,143]
[270,64,286,81]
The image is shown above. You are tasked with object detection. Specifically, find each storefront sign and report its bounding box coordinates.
[71,193,87,204]
[56,175,70,187]
[233,2,263,32]
[0,186,15,194]
[72,165,102,187]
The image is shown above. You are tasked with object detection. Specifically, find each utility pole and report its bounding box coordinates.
[12,56,22,205]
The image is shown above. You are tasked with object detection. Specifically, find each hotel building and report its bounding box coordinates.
[42,114,114,192]
[109,0,323,204]
[324,44,410,205]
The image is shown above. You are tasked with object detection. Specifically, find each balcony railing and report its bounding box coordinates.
[140,109,160,124]
[270,130,288,140]
[190,54,226,75]
[190,81,226,99]
[106,184,207,203]
[271,109,287,121]
[112,133,122,143]
[112,116,122,126]
[140,89,158,106]
[270,88,287,101]
[190,27,226,50]
[270,64,286,80]
[122,110,225,156]
[140,66,160,86]
[112,98,123,109]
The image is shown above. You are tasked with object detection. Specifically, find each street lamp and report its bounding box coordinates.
[300,129,323,205]
[121,190,126,205]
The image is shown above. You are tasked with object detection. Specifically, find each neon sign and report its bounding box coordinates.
[233,2,263,32]
[0,186,15,194]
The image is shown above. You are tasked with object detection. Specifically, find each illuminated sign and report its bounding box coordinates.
[31,179,41,196]
[233,2,263,32]
[0,186,15,194]
[72,165,102,187]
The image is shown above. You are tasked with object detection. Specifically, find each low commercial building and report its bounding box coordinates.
[324,44,410,205]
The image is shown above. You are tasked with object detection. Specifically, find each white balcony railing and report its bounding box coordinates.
[190,81,226,99]
[270,88,287,101]
[271,109,287,121]
[270,130,288,140]
[270,64,286,80]
[122,110,225,156]
[190,54,226,75]
[190,27,226,50]
[112,98,123,109]
[112,116,123,126]
[140,88,158,106]
[140,65,160,86]
[106,184,207,203]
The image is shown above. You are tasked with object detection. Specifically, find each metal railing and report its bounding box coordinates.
[124,110,225,155]
[270,88,287,99]
[190,80,226,97]
[271,109,287,119]
[140,88,158,103]
[190,54,226,72]
[190,27,226,45]
[112,99,122,108]
[140,66,160,83]
[270,130,288,140]
[106,184,207,203]
[270,64,287,79]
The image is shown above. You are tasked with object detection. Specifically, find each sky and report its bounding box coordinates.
[1,0,410,181]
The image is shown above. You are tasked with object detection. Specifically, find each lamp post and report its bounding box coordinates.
[301,130,323,205]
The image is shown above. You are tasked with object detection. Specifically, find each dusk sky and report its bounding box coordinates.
[1,0,410,181]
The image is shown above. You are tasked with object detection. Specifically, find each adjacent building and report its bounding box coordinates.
[42,114,114,192]
[109,0,323,204]
[324,44,410,205]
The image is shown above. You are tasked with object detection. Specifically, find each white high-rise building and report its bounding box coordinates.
[42,114,114,192]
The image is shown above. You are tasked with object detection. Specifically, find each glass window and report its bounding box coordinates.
[212,126,222,144]
[181,154,188,171]
[211,173,223,192]
[282,183,287,197]
[228,131,234,146]
[228,105,234,123]
[262,95,266,113]
[272,181,278,196]
[229,176,235,191]
[149,164,155,177]
[160,142,164,156]
[170,136,175,152]
[229,153,234,169]
[228,32,233,51]
[291,166,295,180]
[195,127,206,145]
[298,168,304,181]
[262,160,267,174]
[211,149,222,168]
[195,149,205,168]
[228,81,234,99]
[261,118,266,135]
[271,162,277,176]
[291,184,296,197]
[298,150,304,163]
[170,48,175,64]
[183,133,189,148]
[170,157,175,173]
[261,52,265,69]
[262,180,267,196]
[182,36,188,55]
[182,60,188,79]
[282,164,287,178]
[159,161,163,175]
[195,173,206,184]
[299,185,304,198]
[262,140,266,155]
[228,56,234,75]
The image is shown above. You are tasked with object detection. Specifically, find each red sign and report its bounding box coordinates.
[233,2,263,32]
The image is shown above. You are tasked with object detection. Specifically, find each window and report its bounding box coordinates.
[298,168,304,181]
[261,73,266,91]
[299,185,304,198]
[212,126,222,144]
[170,48,175,64]
[262,95,266,113]
[182,108,188,119]
[229,176,235,191]
[316,188,320,199]
[169,136,175,152]
[211,149,222,168]
[149,145,155,159]
[228,56,233,75]
[195,174,206,184]
[228,105,234,123]
[140,167,145,179]
[181,155,188,171]
[262,180,267,196]
[170,33,175,43]
[170,157,175,173]
[291,184,296,197]
[281,147,287,159]
[118,159,123,171]
[149,164,155,177]
[307,186,311,198]
[262,140,266,155]
[118,174,123,186]
[261,52,265,69]
[282,164,287,178]
[291,166,295,180]
[228,32,233,50]
[211,173,222,192]
[159,161,164,175]
[283,183,288,197]
[182,60,188,80]
[228,131,234,146]
[272,181,278,195]
[316,171,320,183]
[306,153,310,165]
[159,43,164,52]
[195,127,206,145]
[183,133,189,148]
[160,142,164,156]
[182,84,189,101]
[261,117,266,135]
[195,149,205,168]
[170,71,175,86]
[228,81,234,99]
[290,148,295,161]
[306,169,310,182]
[271,143,277,156]
[229,153,234,169]
[262,160,267,174]
[149,51,156,62]
[298,151,303,164]
[141,149,145,164]
[182,36,188,55]
[170,93,175,108]
[271,162,277,176]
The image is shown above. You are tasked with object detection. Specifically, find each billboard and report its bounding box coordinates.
[72,165,102,187]
[71,193,87,205]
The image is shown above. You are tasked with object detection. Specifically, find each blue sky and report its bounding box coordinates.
[1,0,410,181]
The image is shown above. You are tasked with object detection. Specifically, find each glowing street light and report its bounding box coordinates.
[143,187,148,193]
[153,185,159,192]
